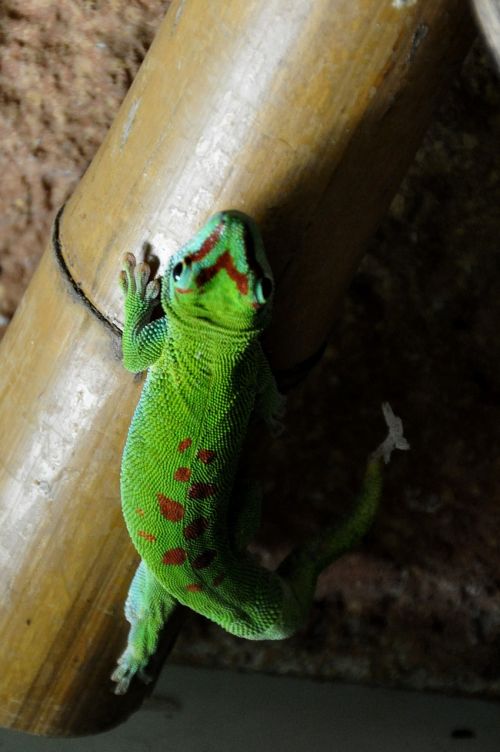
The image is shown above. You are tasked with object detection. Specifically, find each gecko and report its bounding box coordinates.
[111,210,409,694]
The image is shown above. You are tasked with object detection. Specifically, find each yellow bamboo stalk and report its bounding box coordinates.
[0,0,473,737]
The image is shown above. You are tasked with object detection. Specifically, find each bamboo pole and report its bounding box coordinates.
[0,0,473,737]
[472,0,500,68]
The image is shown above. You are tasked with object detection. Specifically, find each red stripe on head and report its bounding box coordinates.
[186,223,224,264]
[196,250,248,295]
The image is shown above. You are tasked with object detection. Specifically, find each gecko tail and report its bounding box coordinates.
[276,403,409,625]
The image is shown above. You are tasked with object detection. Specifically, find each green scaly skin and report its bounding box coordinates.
[111,211,405,695]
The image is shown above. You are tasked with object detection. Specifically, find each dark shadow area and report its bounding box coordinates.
[170,42,500,701]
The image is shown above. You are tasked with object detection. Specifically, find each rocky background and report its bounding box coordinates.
[1,2,499,698]
[0,0,169,328]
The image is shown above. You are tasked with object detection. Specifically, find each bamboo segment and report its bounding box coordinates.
[472,0,500,67]
[0,0,472,737]
[0,247,162,732]
[60,0,473,369]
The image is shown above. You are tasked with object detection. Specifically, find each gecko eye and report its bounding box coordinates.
[255,277,273,304]
[172,262,184,281]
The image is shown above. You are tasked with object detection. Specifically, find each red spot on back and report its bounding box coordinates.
[184,516,209,540]
[213,573,226,587]
[162,547,187,565]
[197,449,216,464]
[137,530,156,542]
[196,250,248,295]
[188,482,217,500]
[186,583,203,592]
[192,549,217,569]
[174,467,191,482]
[135,508,145,517]
[178,438,192,453]
[157,494,185,521]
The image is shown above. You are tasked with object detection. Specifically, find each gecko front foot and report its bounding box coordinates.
[119,253,160,305]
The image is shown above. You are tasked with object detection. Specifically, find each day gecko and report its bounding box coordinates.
[111,211,408,694]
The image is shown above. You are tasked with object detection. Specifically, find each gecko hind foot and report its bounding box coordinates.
[111,648,153,695]
[111,561,177,694]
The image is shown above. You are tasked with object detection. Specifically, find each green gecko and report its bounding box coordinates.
[111,210,408,694]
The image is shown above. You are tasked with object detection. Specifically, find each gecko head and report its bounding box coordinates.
[162,210,274,331]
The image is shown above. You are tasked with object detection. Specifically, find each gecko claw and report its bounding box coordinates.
[145,279,160,300]
[134,261,151,292]
[120,253,138,295]
[111,649,152,695]
[118,269,128,292]
[123,252,136,267]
